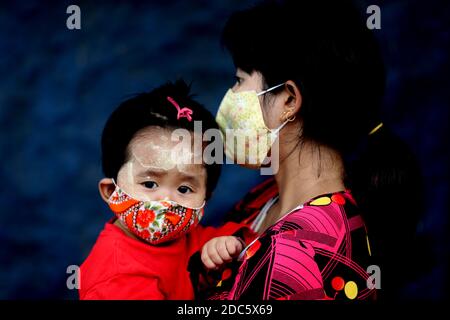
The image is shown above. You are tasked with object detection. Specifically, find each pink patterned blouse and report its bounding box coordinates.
[189,178,377,300]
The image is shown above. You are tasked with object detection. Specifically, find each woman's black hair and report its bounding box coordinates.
[222,0,431,298]
[101,79,221,200]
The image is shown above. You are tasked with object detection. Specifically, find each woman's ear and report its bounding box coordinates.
[98,178,115,203]
[282,80,302,121]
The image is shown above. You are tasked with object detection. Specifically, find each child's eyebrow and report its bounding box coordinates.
[136,168,167,177]
[136,168,205,185]
[178,172,203,185]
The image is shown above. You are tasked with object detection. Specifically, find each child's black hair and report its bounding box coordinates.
[101,79,221,199]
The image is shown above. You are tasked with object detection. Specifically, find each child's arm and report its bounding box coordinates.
[80,275,164,300]
[187,221,252,257]
[200,236,245,270]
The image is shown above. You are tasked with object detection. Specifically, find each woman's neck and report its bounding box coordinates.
[273,138,345,219]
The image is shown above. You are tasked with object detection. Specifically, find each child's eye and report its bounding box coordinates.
[142,181,158,189]
[234,76,243,85]
[177,185,193,194]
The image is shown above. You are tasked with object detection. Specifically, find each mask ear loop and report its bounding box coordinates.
[270,114,294,137]
[108,162,141,202]
[286,114,296,122]
[106,178,120,202]
[193,200,207,210]
[108,177,139,203]
[256,82,288,135]
[257,83,285,96]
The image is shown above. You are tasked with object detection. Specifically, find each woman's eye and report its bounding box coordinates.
[143,181,158,189]
[178,185,193,194]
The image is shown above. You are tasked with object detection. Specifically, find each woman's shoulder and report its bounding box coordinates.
[271,191,365,250]
[291,191,360,227]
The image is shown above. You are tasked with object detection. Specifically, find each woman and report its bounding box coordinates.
[189,0,425,300]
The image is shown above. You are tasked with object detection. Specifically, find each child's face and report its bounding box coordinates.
[115,127,207,208]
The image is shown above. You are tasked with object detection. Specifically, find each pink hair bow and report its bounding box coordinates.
[167,96,193,121]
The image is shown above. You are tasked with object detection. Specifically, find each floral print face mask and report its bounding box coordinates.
[108,180,205,245]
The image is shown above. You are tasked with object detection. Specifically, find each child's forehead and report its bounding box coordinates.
[132,125,181,138]
[128,126,205,173]
[131,162,206,179]
[130,126,203,146]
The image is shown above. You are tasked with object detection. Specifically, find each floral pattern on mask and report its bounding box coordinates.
[108,187,204,245]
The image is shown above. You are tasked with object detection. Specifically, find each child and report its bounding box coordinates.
[79,80,250,300]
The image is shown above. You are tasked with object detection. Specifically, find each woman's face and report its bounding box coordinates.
[231,68,287,129]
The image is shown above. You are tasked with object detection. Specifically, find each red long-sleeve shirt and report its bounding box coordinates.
[79,219,248,300]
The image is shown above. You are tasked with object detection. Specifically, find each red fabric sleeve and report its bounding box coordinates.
[81,275,164,300]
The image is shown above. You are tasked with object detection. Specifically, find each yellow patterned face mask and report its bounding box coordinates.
[216,83,288,168]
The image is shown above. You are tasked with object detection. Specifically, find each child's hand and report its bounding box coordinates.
[201,236,245,270]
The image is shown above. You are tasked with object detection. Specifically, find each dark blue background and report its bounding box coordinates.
[0,0,448,299]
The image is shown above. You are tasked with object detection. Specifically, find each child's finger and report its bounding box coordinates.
[202,254,217,270]
[226,237,243,257]
[235,238,244,252]
[207,245,224,265]
[217,239,232,262]
[201,248,218,270]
